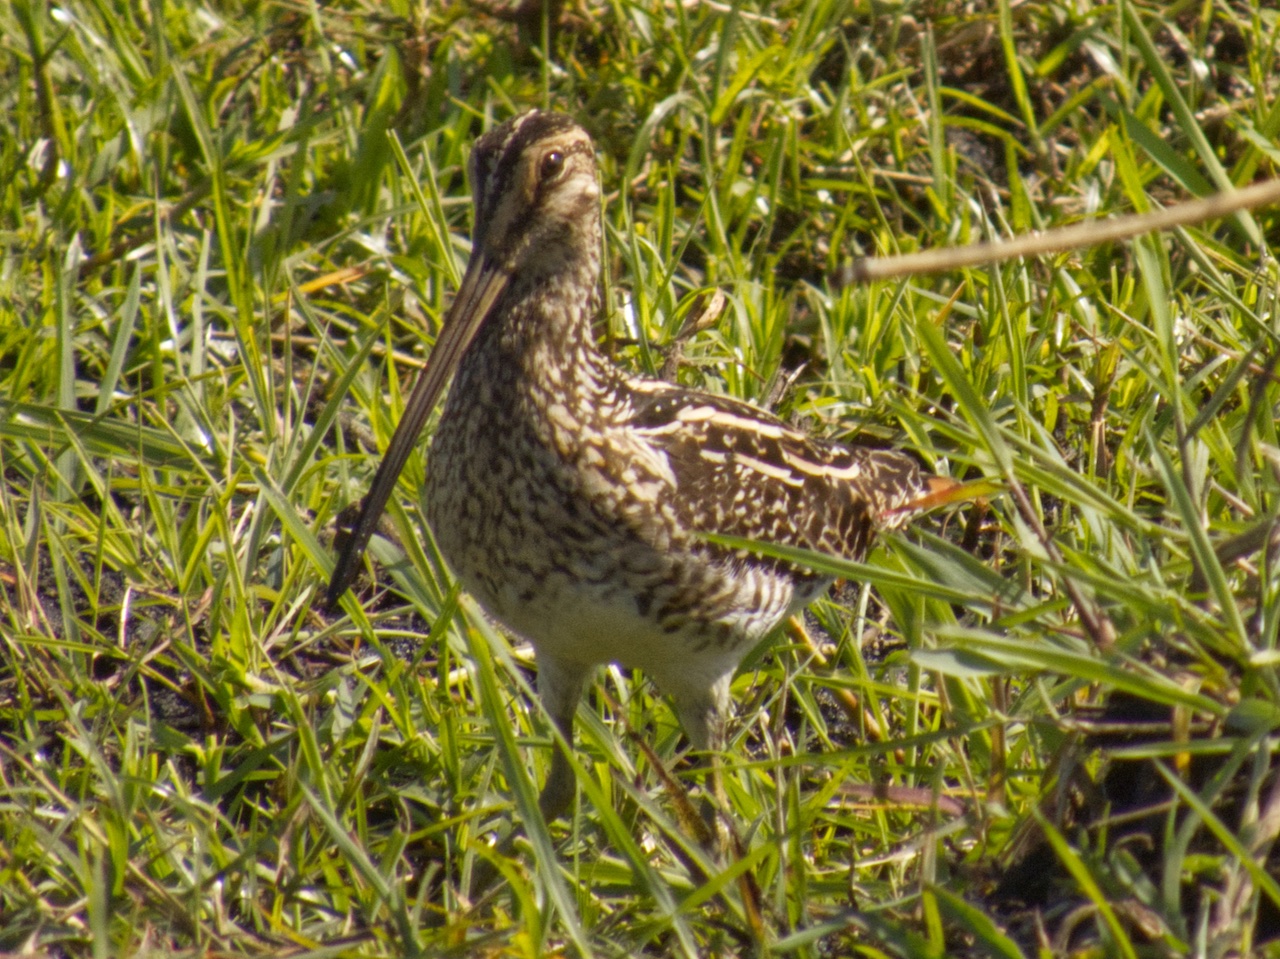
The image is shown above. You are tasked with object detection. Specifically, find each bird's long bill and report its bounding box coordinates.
[326,252,511,609]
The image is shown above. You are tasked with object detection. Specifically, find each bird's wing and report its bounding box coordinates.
[627,380,928,562]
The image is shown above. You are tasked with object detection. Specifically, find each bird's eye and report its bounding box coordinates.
[540,150,565,181]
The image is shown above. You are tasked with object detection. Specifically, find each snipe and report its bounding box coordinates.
[327,110,951,826]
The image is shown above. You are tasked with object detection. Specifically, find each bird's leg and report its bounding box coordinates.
[674,678,735,848]
[533,655,590,822]
[467,655,588,900]
[673,680,766,934]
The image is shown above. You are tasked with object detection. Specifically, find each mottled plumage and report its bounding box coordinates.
[328,110,947,824]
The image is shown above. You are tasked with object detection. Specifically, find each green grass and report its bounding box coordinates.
[2,0,1279,956]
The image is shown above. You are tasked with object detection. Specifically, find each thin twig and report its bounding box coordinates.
[849,179,1280,283]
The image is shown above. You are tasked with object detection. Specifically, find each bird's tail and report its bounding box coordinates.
[885,475,1000,519]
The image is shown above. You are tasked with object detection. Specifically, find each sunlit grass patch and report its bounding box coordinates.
[1,1,1278,956]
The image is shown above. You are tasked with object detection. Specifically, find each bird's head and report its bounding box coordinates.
[468,110,602,279]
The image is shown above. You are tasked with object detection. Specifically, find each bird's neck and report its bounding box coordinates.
[456,245,617,415]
